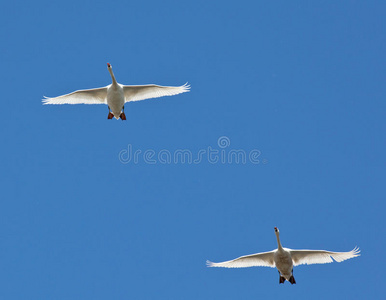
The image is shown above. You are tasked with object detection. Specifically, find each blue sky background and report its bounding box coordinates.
[1,0,385,299]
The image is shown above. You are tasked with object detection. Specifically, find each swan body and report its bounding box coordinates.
[42,63,190,120]
[207,227,360,284]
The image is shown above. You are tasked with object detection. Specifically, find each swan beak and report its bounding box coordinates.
[107,63,111,68]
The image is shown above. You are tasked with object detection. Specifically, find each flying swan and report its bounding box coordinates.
[42,63,190,120]
[207,227,360,284]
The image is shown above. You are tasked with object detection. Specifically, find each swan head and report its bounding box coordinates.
[107,63,117,84]
[274,227,283,248]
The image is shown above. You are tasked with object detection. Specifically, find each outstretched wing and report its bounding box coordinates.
[123,83,190,103]
[207,251,276,268]
[290,247,360,266]
[42,87,108,105]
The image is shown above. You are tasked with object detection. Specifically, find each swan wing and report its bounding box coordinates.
[290,247,360,266]
[123,83,190,103]
[42,87,108,105]
[207,251,275,268]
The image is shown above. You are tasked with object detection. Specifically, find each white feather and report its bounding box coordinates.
[123,83,190,102]
[42,87,108,105]
[207,251,276,268]
[290,247,360,266]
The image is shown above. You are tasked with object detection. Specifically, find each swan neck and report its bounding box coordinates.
[275,232,283,250]
[108,68,118,85]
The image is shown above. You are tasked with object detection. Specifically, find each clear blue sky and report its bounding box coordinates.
[1,0,385,299]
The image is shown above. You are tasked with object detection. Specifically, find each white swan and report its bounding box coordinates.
[42,63,190,120]
[207,227,360,284]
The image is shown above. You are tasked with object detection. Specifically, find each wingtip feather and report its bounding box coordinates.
[42,97,50,104]
[206,260,215,267]
[182,82,191,92]
[352,246,361,257]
